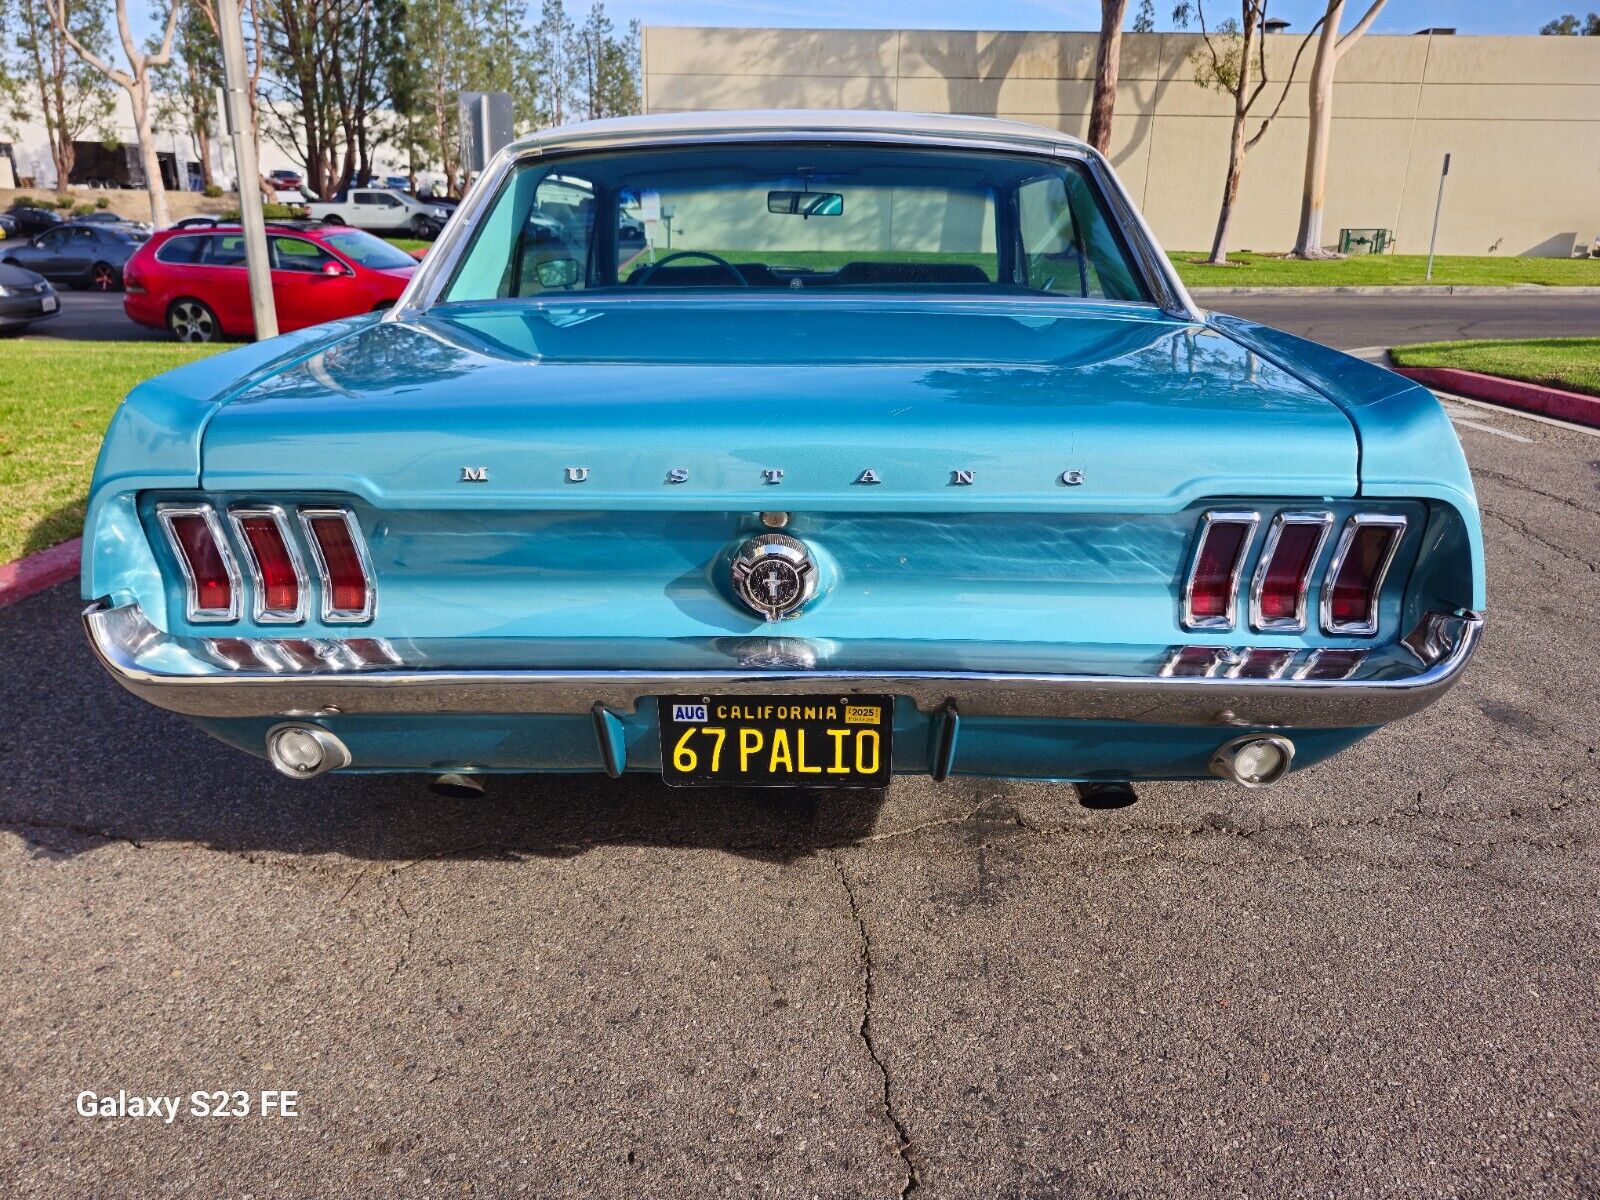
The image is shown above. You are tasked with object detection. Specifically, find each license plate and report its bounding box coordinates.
[41,295,58,312]
[660,695,892,787]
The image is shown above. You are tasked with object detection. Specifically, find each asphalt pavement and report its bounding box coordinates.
[2,301,1598,1197]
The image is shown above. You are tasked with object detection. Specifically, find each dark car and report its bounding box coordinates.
[0,262,61,333]
[72,211,152,232]
[169,215,221,229]
[0,222,148,290]
[0,213,18,241]
[6,205,64,238]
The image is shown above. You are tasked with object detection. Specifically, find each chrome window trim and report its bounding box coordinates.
[155,503,242,624]
[227,505,309,625]
[1249,510,1334,633]
[1181,509,1260,633]
[1320,513,1408,637]
[391,130,1200,323]
[297,507,376,624]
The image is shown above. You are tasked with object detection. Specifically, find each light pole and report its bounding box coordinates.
[217,0,276,339]
[1425,153,1450,284]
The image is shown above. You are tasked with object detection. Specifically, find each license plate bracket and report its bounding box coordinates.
[659,695,893,787]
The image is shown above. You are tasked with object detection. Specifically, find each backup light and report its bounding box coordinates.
[1209,734,1295,788]
[265,723,352,779]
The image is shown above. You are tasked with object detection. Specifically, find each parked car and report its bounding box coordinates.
[0,262,60,333]
[6,205,64,238]
[169,215,222,229]
[72,211,152,232]
[0,213,18,241]
[79,111,1483,794]
[306,186,451,238]
[268,168,304,191]
[121,223,418,341]
[0,222,145,290]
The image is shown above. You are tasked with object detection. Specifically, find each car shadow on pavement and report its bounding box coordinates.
[1,585,893,864]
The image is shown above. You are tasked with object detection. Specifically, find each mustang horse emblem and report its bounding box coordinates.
[730,533,817,622]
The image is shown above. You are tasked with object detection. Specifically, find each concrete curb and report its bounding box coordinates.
[1393,366,1600,428]
[0,538,80,610]
[1190,284,1600,297]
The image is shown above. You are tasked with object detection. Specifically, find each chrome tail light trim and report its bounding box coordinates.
[155,503,241,623]
[1181,509,1260,633]
[227,505,309,625]
[1249,510,1333,634]
[1320,513,1408,637]
[297,506,377,625]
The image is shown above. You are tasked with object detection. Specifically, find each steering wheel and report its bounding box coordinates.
[632,250,749,287]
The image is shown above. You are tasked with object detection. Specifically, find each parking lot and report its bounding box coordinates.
[2,303,1598,1196]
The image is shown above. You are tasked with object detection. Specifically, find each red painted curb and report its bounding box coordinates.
[0,537,81,609]
[1395,366,1600,429]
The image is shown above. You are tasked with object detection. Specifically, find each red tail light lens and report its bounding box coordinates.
[1323,515,1406,635]
[230,509,305,622]
[158,506,239,621]
[300,508,373,622]
[1183,511,1258,630]
[1250,511,1332,631]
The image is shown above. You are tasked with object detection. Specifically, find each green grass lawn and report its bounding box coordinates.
[1389,338,1600,398]
[384,237,431,253]
[0,341,223,563]
[1171,251,1600,289]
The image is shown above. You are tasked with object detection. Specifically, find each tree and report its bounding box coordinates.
[572,3,638,119]
[1539,11,1600,33]
[155,3,223,189]
[1176,0,1317,264]
[2,0,115,191]
[1132,0,1156,31]
[533,0,576,127]
[1087,0,1129,154]
[48,0,181,224]
[1291,0,1387,257]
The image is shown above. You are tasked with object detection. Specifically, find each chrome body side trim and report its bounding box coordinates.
[1321,513,1408,637]
[1249,510,1334,634]
[1181,509,1260,633]
[84,601,1482,730]
[297,507,376,624]
[227,505,309,625]
[155,503,242,623]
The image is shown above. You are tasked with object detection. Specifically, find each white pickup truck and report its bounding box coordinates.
[304,187,452,239]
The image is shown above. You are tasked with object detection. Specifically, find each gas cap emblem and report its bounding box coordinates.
[730,533,817,622]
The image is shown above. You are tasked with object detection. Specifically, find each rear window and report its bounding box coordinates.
[321,229,417,270]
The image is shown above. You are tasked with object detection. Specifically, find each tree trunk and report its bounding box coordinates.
[131,86,171,226]
[1208,121,1245,265]
[1087,0,1128,154]
[1293,2,1342,257]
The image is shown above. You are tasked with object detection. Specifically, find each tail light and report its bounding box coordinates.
[1322,514,1406,636]
[157,505,240,621]
[229,507,306,622]
[1250,511,1332,632]
[1182,510,1258,630]
[299,508,374,622]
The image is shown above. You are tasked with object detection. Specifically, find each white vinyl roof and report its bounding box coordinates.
[510,109,1089,156]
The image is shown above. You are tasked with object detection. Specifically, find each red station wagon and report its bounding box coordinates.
[123,224,419,342]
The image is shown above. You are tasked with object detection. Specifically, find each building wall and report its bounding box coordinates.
[642,27,1600,257]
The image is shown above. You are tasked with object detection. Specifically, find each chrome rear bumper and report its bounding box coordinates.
[84,601,1481,729]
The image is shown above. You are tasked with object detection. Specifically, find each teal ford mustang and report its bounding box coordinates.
[80,111,1483,794]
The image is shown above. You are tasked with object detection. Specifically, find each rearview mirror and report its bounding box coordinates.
[536,257,579,288]
[767,190,843,217]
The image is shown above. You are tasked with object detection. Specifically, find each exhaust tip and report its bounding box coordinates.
[265,722,351,780]
[1075,781,1138,810]
[429,772,487,799]
[1209,734,1295,788]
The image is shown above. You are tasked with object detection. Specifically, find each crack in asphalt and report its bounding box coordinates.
[1482,508,1598,572]
[830,850,919,1200]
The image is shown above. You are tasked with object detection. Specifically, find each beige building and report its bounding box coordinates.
[641,27,1600,258]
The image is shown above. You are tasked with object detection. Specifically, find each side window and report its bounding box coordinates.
[353,192,376,206]
[374,194,401,208]
[155,235,205,265]
[38,229,67,248]
[206,234,248,267]
[270,235,336,273]
[71,227,97,244]
[1016,176,1085,295]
